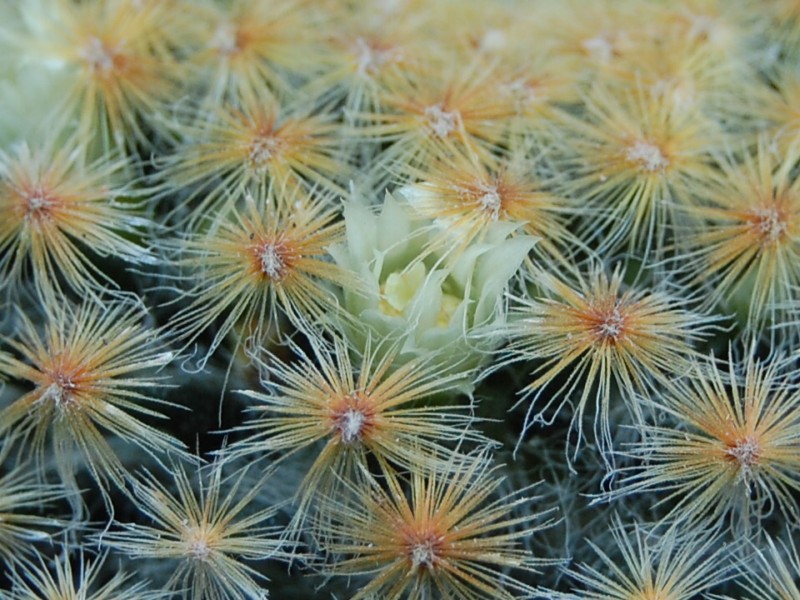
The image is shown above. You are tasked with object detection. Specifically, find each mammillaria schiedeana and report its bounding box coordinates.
[1,1,799,598]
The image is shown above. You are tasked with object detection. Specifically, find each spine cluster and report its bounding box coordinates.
[1,0,800,598]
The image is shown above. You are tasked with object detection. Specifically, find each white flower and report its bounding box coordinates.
[330,192,536,391]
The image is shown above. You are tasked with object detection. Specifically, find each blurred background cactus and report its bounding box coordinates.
[2,0,800,598]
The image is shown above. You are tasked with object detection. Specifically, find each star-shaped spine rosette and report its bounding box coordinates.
[189,0,327,105]
[610,347,800,534]
[503,265,714,459]
[0,141,153,301]
[102,460,288,600]
[0,299,185,506]
[557,81,720,257]
[231,333,487,539]
[323,451,556,600]
[604,6,756,125]
[8,550,154,600]
[313,9,428,121]
[357,60,516,187]
[169,186,352,364]
[682,140,800,333]
[399,146,578,268]
[567,516,729,600]
[156,92,347,228]
[11,0,184,152]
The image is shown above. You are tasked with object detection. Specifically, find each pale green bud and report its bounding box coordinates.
[330,191,537,392]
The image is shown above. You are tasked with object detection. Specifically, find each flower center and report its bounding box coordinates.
[259,243,288,280]
[185,526,213,562]
[595,306,625,341]
[190,538,211,561]
[476,186,502,220]
[411,541,436,570]
[726,435,760,475]
[625,140,669,173]
[41,372,77,410]
[247,136,280,173]
[353,37,397,77]
[331,392,374,445]
[504,78,543,110]
[210,23,240,56]
[479,29,507,53]
[407,531,444,571]
[424,104,459,138]
[458,182,504,221]
[81,37,116,74]
[24,190,54,222]
[751,206,788,244]
[335,408,367,444]
[582,35,614,63]
[379,262,460,327]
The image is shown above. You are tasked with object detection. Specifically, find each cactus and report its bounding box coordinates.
[1,1,799,598]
